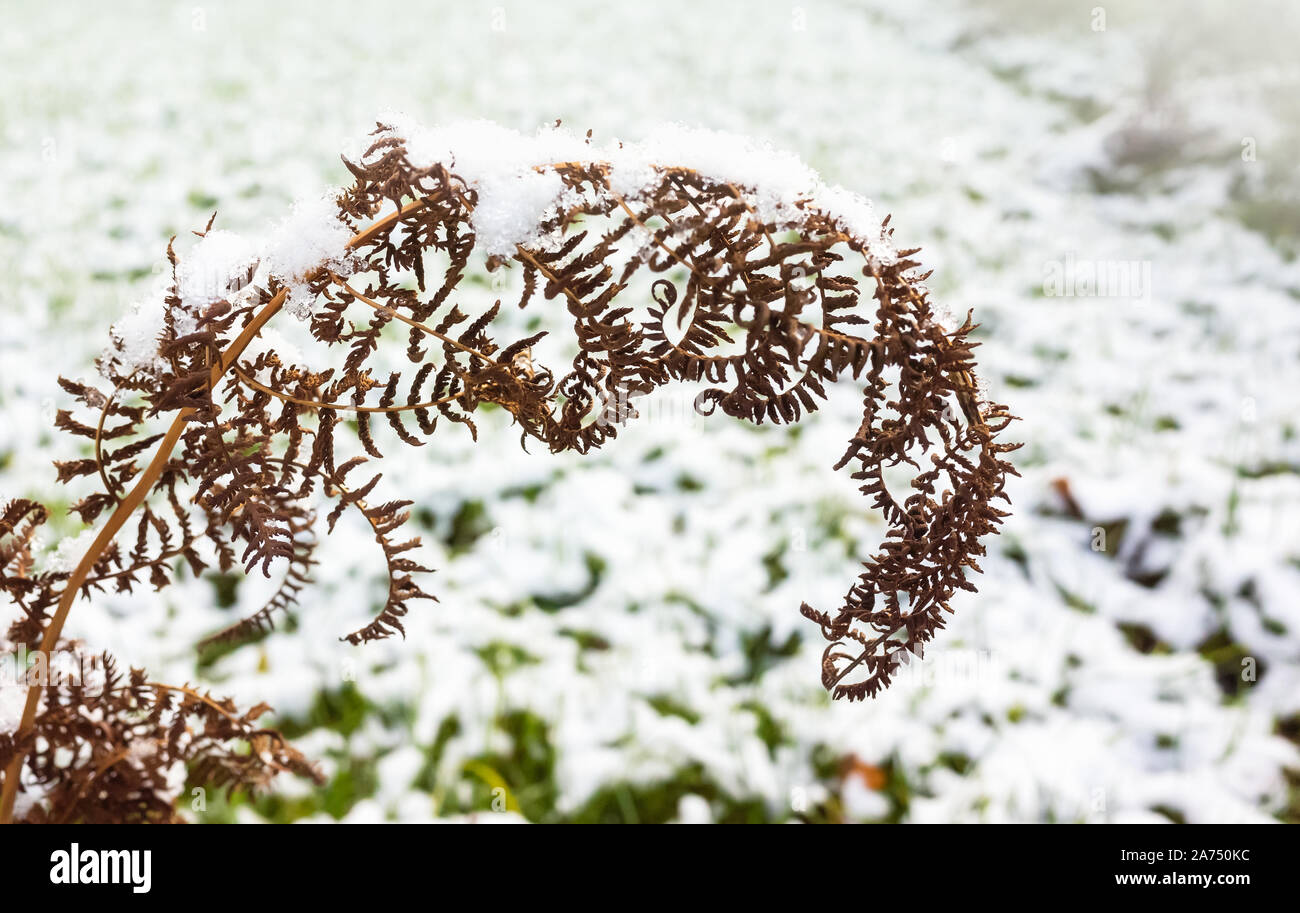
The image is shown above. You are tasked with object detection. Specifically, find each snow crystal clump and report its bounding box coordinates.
[606,123,821,222]
[261,193,356,319]
[380,116,591,258]
[178,229,257,308]
[603,122,893,247]
[374,117,892,260]
[105,290,173,375]
[818,184,896,264]
[105,230,259,376]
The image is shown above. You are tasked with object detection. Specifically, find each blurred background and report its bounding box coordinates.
[1,0,1297,822]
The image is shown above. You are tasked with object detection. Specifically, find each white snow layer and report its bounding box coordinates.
[379,114,892,258]
[110,115,890,358]
[4,0,1299,825]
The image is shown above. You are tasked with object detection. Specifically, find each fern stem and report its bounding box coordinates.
[0,293,286,822]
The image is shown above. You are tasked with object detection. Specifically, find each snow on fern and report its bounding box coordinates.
[261,193,356,319]
[179,229,257,308]
[108,118,905,346]
[371,116,896,263]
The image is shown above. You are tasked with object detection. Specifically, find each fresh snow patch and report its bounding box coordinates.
[377,116,590,257]
[261,193,356,319]
[373,115,893,261]
[178,229,257,308]
[104,289,174,375]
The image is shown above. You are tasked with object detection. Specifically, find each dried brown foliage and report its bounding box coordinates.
[1,499,321,823]
[1,123,1016,822]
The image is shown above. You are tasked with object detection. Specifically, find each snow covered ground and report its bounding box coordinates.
[1,0,1297,822]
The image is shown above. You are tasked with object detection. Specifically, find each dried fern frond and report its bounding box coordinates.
[0,501,321,823]
[2,120,1016,823]
[0,640,322,824]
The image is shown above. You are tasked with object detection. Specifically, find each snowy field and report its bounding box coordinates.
[2,0,1298,822]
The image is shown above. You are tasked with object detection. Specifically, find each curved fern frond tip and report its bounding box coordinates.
[49,121,1021,705]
